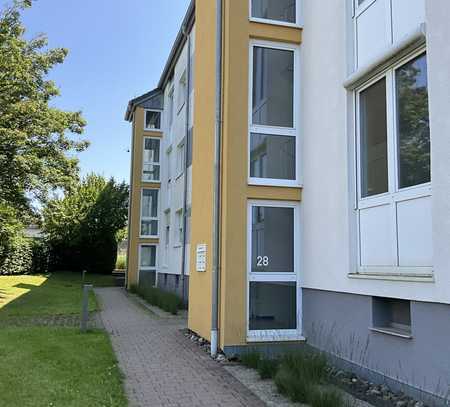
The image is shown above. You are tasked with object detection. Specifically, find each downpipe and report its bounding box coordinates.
[211,0,223,358]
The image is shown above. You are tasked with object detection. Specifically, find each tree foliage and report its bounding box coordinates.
[0,0,88,218]
[43,174,129,274]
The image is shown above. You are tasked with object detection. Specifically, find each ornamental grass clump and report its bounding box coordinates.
[132,285,184,315]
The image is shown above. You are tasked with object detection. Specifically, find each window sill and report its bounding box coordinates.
[247,334,306,343]
[370,327,412,340]
[141,179,161,184]
[248,179,303,188]
[139,236,159,240]
[348,271,434,283]
[249,17,302,30]
[144,128,163,133]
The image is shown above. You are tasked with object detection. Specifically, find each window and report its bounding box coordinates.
[176,141,185,177]
[140,189,159,237]
[356,51,431,271]
[144,110,162,131]
[164,212,170,265]
[250,0,299,26]
[186,128,193,168]
[178,71,187,112]
[175,210,183,246]
[249,41,300,186]
[247,201,300,341]
[168,87,175,129]
[140,245,157,271]
[142,138,161,182]
[139,244,157,286]
[359,78,388,197]
[372,297,412,337]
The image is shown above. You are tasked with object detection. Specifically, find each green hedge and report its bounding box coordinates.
[0,237,49,276]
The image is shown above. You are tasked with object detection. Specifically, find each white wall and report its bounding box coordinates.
[300,0,450,304]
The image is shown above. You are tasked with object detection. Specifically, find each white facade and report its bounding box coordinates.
[301,0,450,305]
[157,26,195,286]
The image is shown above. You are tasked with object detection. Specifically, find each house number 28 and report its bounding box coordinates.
[256,256,269,267]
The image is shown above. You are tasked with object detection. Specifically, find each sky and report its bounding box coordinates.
[3,0,190,183]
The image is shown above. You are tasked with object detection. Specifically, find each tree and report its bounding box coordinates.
[43,174,129,274]
[0,0,88,220]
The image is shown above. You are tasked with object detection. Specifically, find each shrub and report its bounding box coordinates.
[0,236,32,275]
[30,239,50,274]
[134,285,183,315]
[116,254,126,270]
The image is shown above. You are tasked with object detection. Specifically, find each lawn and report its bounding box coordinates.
[0,271,114,319]
[0,272,127,406]
[0,327,127,407]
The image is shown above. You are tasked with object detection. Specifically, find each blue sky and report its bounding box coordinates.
[6,0,190,182]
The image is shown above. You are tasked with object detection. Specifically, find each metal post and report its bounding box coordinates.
[80,284,93,333]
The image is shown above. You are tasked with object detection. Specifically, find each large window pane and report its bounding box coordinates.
[144,138,160,163]
[253,47,294,128]
[143,164,160,182]
[251,206,294,273]
[142,189,158,218]
[250,133,295,180]
[140,245,156,268]
[360,78,388,198]
[145,110,161,130]
[143,138,161,182]
[251,0,296,24]
[141,220,158,237]
[396,53,430,189]
[249,282,296,330]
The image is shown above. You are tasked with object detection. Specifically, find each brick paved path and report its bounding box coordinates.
[95,288,265,407]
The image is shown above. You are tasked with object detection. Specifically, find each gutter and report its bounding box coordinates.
[180,23,192,305]
[211,0,223,358]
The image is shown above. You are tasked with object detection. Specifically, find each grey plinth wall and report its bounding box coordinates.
[157,273,189,304]
[302,288,450,406]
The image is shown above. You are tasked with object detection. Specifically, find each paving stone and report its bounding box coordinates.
[95,287,265,407]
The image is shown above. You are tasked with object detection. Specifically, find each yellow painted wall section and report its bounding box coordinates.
[187,0,217,341]
[219,0,302,348]
[127,107,162,288]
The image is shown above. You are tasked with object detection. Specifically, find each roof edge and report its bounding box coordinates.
[124,88,162,122]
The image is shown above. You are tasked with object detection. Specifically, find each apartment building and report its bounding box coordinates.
[125,0,450,404]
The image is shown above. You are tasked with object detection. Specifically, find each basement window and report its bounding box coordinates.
[372,297,412,338]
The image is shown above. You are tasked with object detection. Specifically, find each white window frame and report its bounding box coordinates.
[142,137,161,183]
[177,70,187,114]
[144,109,163,132]
[138,244,158,285]
[174,209,183,248]
[246,200,303,342]
[355,48,432,276]
[163,211,170,267]
[249,0,302,28]
[167,86,175,130]
[140,188,159,239]
[139,244,158,271]
[248,40,302,188]
[176,141,185,179]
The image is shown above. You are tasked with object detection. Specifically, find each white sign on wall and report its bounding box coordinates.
[196,244,207,272]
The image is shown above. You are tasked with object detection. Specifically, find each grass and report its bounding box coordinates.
[0,272,114,319]
[131,284,184,315]
[0,327,127,407]
[242,350,347,407]
[116,254,126,270]
[0,272,127,406]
